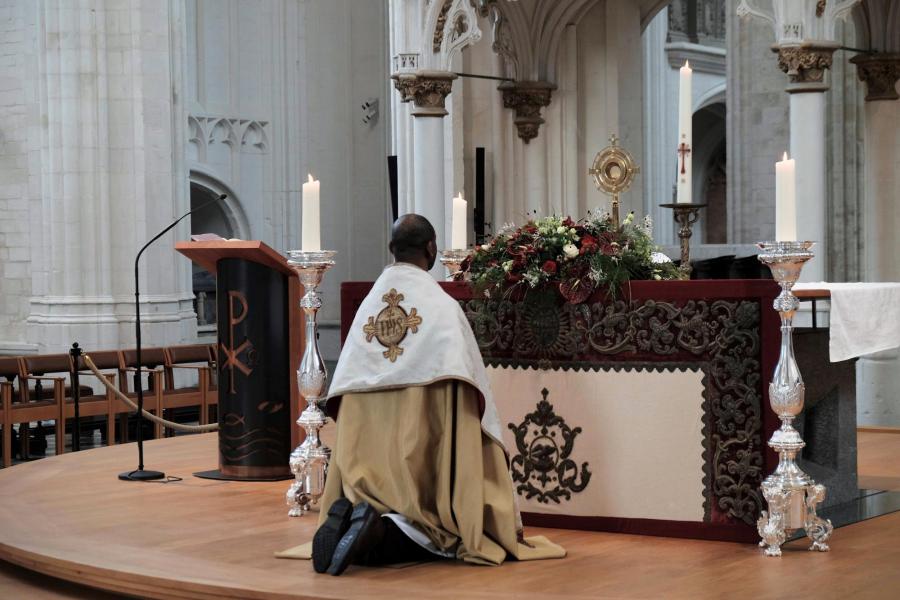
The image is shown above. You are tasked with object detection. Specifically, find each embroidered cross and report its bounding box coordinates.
[363,289,423,362]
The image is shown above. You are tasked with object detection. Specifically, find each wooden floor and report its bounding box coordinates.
[1,432,899,600]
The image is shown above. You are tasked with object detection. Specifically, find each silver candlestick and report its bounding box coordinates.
[440,249,470,281]
[285,249,336,517]
[756,241,833,557]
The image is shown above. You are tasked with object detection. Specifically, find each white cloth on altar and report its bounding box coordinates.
[795,282,900,362]
[327,262,504,446]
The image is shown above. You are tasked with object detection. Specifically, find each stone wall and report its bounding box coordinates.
[0,0,390,360]
[725,0,789,245]
[0,0,36,354]
[185,0,392,357]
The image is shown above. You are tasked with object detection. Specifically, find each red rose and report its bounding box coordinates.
[579,234,599,255]
[542,260,557,274]
[505,272,522,284]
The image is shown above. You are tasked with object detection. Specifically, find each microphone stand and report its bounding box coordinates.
[119,193,227,481]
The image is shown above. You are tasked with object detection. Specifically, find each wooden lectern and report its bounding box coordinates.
[176,241,304,480]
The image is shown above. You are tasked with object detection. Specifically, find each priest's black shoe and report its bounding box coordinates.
[312,498,353,573]
[327,502,386,576]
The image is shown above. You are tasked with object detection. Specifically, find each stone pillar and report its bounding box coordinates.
[737,0,861,280]
[777,44,838,281]
[392,70,457,277]
[853,53,900,425]
[499,82,555,216]
[26,0,194,352]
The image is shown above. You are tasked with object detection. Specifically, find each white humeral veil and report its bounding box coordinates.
[328,262,504,447]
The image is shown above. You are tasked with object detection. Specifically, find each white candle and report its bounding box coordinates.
[676,60,693,203]
[775,152,797,242]
[451,192,467,249]
[302,173,320,252]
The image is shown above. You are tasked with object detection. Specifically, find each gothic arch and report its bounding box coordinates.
[696,82,727,111]
[488,0,675,83]
[188,169,251,240]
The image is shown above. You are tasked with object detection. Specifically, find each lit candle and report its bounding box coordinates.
[676,60,693,203]
[302,174,320,252]
[451,192,467,249]
[775,152,796,242]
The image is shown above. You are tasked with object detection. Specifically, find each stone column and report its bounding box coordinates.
[777,44,838,281]
[852,53,900,425]
[499,82,555,216]
[26,0,194,352]
[392,70,457,277]
[737,0,861,280]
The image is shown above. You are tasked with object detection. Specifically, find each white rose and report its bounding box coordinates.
[563,243,579,259]
[503,260,514,272]
[556,226,567,234]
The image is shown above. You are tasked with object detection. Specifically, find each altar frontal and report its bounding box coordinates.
[341,278,780,543]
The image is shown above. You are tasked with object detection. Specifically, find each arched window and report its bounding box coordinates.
[692,102,727,243]
[188,173,249,335]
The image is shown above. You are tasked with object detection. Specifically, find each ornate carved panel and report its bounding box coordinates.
[187,115,270,157]
[463,294,765,526]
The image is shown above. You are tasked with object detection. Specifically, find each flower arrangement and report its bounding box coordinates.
[459,211,681,303]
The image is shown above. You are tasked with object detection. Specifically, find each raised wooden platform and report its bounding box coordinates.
[1,433,899,599]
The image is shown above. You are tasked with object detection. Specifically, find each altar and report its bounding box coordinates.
[340,280,784,542]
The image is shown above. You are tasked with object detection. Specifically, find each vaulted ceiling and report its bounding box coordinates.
[483,0,670,82]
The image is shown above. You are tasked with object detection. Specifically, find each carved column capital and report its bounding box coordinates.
[773,43,839,93]
[850,54,900,101]
[499,81,556,143]
[391,70,458,117]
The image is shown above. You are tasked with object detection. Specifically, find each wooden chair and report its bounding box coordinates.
[20,353,114,455]
[0,357,27,466]
[1,378,11,467]
[72,351,121,447]
[164,345,215,428]
[120,348,166,440]
[14,355,67,458]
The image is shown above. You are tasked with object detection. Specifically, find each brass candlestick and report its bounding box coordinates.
[660,203,706,278]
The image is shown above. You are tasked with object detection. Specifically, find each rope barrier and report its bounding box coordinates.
[82,354,219,433]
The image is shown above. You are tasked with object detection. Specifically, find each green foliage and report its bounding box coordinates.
[460,211,681,302]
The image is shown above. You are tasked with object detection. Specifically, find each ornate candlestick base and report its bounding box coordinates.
[661,203,706,278]
[756,241,833,557]
[440,249,471,280]
[285,250,336,517]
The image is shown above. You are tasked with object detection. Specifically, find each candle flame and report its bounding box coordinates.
[782,152,788,161]
[684,60,690,69]
[307,174,314,182]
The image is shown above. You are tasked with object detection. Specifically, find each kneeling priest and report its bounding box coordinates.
[312,214,564,575]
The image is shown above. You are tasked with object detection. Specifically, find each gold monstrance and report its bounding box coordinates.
[589,134,639,227]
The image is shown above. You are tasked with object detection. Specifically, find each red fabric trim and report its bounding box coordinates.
[521,513,758,543]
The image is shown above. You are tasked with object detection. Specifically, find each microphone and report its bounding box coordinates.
[119,193,227,481]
